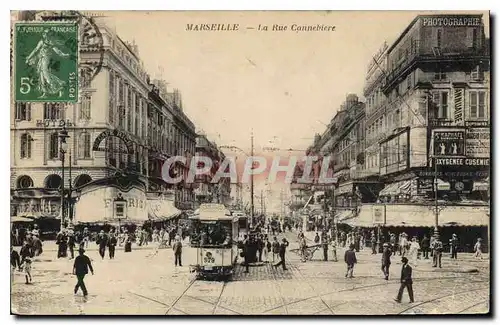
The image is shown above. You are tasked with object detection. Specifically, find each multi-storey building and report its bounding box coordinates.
[194,135,231,207]
[371,14,490,203]
[11,12,197,228]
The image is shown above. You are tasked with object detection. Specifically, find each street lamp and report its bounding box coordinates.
[58,128,69,230]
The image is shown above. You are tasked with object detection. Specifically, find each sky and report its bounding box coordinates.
[100,11,489,212]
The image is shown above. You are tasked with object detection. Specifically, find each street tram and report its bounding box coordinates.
[188,204,240,280]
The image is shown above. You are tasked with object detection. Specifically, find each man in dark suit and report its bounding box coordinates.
[108,233,118,259]
[73,247,94,297]
[96,230,108,260]
[381,243,392,280]
[274,238,289,270]
[421,235,430,259]
[344,244,357,278]
[395,257,414,303]
[173,238,182,267]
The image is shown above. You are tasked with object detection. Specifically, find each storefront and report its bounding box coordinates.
[343,203,489,252]
[74,180,148,227]
[147,192,182,228]
[11,188,62,239]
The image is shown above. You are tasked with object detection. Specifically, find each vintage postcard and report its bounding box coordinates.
[10,10,490,316]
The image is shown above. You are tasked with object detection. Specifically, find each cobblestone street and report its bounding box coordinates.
[11,232,490,315]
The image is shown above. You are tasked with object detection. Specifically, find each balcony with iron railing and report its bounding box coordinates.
[383,40,487,93]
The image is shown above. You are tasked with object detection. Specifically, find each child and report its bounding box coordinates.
[23,256,32,284]
[473,238,483,259]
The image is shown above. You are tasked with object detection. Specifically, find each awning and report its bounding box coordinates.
[148,199,181,221]
[379,180,412,197]
[473,181,489,191]
[341,204,489,228]
[439,206,489,227]
[336,209,354,222]
[11,216,34,223]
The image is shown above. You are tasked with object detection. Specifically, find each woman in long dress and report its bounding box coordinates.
[25,29,70,98]
[408,236,420,267]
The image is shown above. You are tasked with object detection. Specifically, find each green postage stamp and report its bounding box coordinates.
[14,22,79,102]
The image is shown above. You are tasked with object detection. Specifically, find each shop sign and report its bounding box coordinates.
[465,128,490,158]
[92,129,135,154]
[417,178,434,194]
[434,157,489,166]
[15,198,61,216]
[372,205,386,225]
[431,130,466,157]
[465,121,489,127]
[35,119,74,128]
[417,170,489,178]
[449,180,473,194]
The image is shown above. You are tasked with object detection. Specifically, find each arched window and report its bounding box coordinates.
[16,175,34,189]
[80,94,91,120]
[49,132,59,159]
[45,174,62,189]
[78,132,91,159]
[74,174,92,188]
[20,133,32,159]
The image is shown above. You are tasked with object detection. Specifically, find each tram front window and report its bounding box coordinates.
[190,221,232,247]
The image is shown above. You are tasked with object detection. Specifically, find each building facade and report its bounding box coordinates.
[194,135,231,207]
[11,12,197,227]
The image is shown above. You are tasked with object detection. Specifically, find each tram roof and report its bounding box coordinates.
[190,203,236,221]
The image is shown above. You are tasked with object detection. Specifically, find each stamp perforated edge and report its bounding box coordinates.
[11,18,80,104]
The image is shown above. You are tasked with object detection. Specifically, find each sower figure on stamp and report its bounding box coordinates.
[73,247,94,297]
[395,257,414,303]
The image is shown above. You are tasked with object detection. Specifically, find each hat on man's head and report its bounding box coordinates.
[78,247,85,253]
[100,230,105,234]
[401,257,409,263]
[383,243,389,247]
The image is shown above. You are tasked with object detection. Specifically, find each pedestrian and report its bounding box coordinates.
[22,256,32,284]
[299,233,308,262]
[449,234,459,259]
[429,235,436,258]
[314,232,320,244]
[73,247,94,297]
[20,240,31,267]
[82,227,90,248]
[272,236,280,263]
[432,236,443,268]
[96,230,108,260]
[32,233,43,257]
[263,236,271,263]
[124,231,132,253]
[256,235,263,262]
[173,237,182,267]
[331,236,338,262]
[243,235,250,273]
[108,232,117,259]
[344,244,357,278]
[395,257,414,303]
[274,238,289,271]
[473,238,483,259]
[421,235,430,259]
[381,243,392,280]
[400,233,408,257]
[321,233,329,261]
[67,229,76,259]
[11,246,21,271]
[56,229,68,258]
[371,232,377,255]
[408,236,420,267]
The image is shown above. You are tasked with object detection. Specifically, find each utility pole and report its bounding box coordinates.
[260,190,264,216]
[250,131,254,227]
[433,157,440,239]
